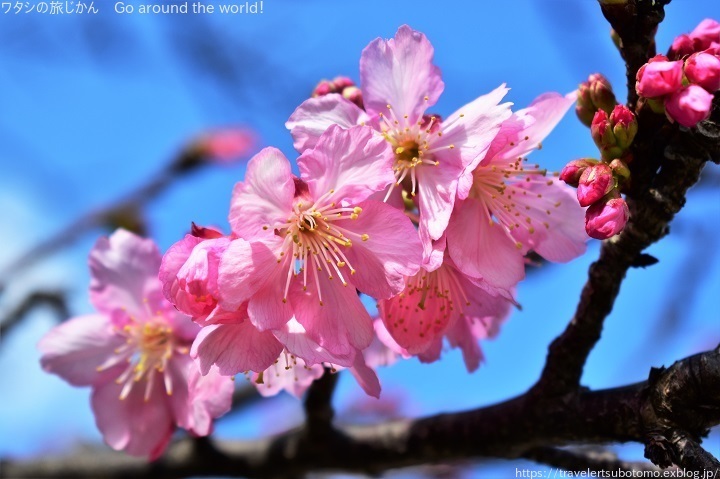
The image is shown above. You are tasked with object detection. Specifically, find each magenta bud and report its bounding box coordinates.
[585,197,629,240]
[332,76,355,91]
[685,52,720,92]
[577,163,615,207]
[609,105,638,149]
[590,110,623,159]
[560,158,598,187]
[690,19,720,51]
[669,34,696,60]
[576,73,617,127]
[665,84,714,128]
[191,222,225,239]
[312,79,336,97]
[636,58,684,98]
[342,85,364,109]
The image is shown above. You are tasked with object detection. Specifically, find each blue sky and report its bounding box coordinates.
[0,1,718,475]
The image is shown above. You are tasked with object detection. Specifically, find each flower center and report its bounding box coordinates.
[97,314,186,401]
[270,190,371,305]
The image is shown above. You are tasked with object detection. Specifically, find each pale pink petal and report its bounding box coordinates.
[164,354,193,433]
[191,321,284,375]
[360,25,444,122]
[159,234,203,304]
[373,317,411,358]
[339,200,422,299]
[289,274,374,357]
[445,318,485,373]
[417,337,443,364]
[415,158,464,241]
[493,92,576,164]
[89,229,162,321]
[286,94,369,152]
[446,198,525,290]
[298,125,395,206]
[38,314,125,386]
[508,179,587,262]
[228,147,295,240]
[252,356,325,398]
[91,378,174,460]
[273,318,355,367]
[349,351,381,398]
[184,364,234,435]
[363,319,400,368]
[423,233,447,272]
[434,85,512,199]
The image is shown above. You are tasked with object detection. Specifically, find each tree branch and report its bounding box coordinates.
[0,291,68,339]
[522,446,662,472]
[4,348,718,478]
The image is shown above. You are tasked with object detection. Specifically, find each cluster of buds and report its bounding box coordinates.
[311,75,363,108]
[563,80,636,240]
[636,18,719,128]
[576,73,617,126]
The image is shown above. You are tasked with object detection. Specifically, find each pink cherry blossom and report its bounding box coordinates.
[286,25,512,255]
[585,197,629,240]
[194,128,256,164]
[665,85,714,127]
[689,19,720,51]
[38,229,233,459]
[446,92,587,291]
[635,58,684,98]
[219,125,422,359]
[378,248,512,370]
[685,52,720,92]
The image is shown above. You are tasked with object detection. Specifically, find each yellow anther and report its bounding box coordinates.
[361,234,370,241]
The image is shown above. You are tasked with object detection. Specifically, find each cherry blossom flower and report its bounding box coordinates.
[38,229,233,459]
[635,57,684,98]
[287,25,512,255]
[218,125,422,359]
[446,92,587,291]
[665,84,714,127]
[378,239,512,371]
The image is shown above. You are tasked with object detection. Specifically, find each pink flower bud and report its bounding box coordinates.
[690,19,720,51]
[577,163,615,207]
[332,76,355,91]
[585,197,629,240]
[342,85,364,109]
[636,59,684,98]
[194,128,256,164]
[670,34,696,59]
[560,158,598,187]
[609,105,638,149]
[685,52,720,92]
[665,85,714,127]
[576,73,617,126]
[312,79,336,97]
[591,110,624,159]
[191,222,225,239]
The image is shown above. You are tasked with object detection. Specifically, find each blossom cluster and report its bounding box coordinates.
[637,19,720,127]
[38,25,589,459]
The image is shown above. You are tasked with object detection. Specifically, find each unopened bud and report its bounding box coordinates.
[576,73,617,127]
[665,84,714,128]
[685,52,720,92]
[332,76,355,91]
[577,163,615,207]
[608,159,631,184]
[191,222,225,239]
[591,110,623,160]
[312,79,336,97]
[342,85,364,109]
[609,105,638,150]
[669,34,696,60]
[560,158,598,187]
[585,196,629,240]
[636,56,684,98]
[689,19,720,51]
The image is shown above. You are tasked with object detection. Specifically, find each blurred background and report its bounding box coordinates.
[0,1,718,477]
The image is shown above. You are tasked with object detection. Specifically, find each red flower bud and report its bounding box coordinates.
[585,197,629,240]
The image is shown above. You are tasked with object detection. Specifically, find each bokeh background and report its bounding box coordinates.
[1,1,718,477]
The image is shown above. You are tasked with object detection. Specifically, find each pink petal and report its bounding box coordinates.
[444,318,485,373]
[289,273,374,357]
[251,357,325,398]
[298,125,395,206]
[286,94,369,152]
[228,147,295,240]
[417,337,443,364]
[159,234,203,303]
[360,25,444,122]
[435,85,512,199]
[349,351,381,398]
[415,158,464,241]
[339,199,422,299]
[446,198,525,290]
[191,321,284,375]
[91,377,174,460]
[38,314,125,386]
[273,318,355,367]
[89,229,163,322]
[508,179,588,262]
[183,364,234,435]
